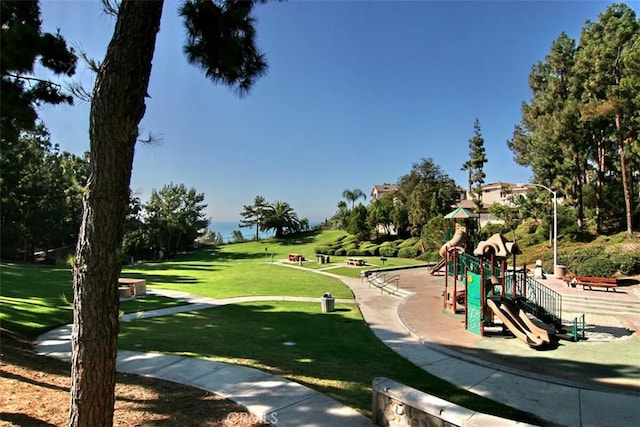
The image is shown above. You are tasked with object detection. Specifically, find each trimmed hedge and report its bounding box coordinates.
[379,246,398,257]
[397,247,418,258]
[314,246,334,255]
[346,249,367,256]
[398,237,420,248]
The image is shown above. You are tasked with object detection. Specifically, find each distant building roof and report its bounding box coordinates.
[453,199,476,209]
[370,185,398,197]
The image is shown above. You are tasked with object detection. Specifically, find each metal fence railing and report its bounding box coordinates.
[505,273,562,326]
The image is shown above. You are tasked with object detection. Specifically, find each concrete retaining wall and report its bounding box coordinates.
[372,377,536,427]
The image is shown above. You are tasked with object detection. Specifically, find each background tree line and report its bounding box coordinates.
[122,183,209,261]
[508,3,639,235]
[0,125,89,260]
[239,195,309,240]
[332,157,460,243]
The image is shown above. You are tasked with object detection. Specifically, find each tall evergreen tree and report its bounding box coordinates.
[1,1,76,144]
[575,3,639,235]
[509,32,587,231]
[239,195,267,242]
[461,118,487,213]
[144,183,209,256]
[68,1,269,425]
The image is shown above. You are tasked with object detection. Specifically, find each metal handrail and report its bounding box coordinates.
[505,273,562,326]
[382,274,401,290]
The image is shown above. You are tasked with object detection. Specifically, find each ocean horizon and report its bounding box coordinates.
[209,221,272,242]
[209,219,325,242]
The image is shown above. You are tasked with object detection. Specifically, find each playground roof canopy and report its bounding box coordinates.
[444,207,478,219]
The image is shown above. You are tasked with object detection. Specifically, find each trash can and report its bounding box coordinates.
[321,293,335,313]
[317,254,325,264]
[325,256,330,263]
[554,265,567,279]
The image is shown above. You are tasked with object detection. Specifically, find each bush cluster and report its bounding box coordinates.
[565,246,640,277]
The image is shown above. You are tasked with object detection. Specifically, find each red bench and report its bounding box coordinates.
[568,275,618,292]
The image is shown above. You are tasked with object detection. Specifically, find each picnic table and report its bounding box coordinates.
[347,257,366,266]
[118,278,147,297]
[288,253,305,262]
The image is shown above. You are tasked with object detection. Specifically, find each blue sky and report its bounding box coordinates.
[37,1,634,223]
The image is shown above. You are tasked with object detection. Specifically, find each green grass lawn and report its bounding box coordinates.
[118,301,538,423]
[1,231,541,424]
[0,264,189,337]
[0,263,74,337]
[123,252,353,299]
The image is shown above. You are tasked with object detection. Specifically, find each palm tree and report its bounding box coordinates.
[262,201,301,238]
[342,188,366,209]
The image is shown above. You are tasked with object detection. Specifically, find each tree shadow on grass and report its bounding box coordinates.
[121,272,199,285]
[271,231,319,246]
[207,247,268,262]
[121,302,640,424]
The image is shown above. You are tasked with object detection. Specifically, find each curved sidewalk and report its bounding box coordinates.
[33,291,374,427]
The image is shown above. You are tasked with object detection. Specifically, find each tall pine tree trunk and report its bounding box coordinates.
[615,112,633,235]
[595,133,606,234]
[69,2,163,426]
[572,144,584,231]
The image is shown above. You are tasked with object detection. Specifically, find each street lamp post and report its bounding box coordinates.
[520,183,558,276]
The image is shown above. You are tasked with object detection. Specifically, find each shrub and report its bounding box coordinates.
[575,257,617,277]
[567,246,607,267]
[417,251,440,262]
[314,246,333,255]
[359,243,379,256]
[343,235,360,245]
[397,247,418,258]
[379,246,398,257]
[478,223,507,241]
[346,249,366,256]
[335,248,347,256]
[614,252,640,275]
[399,237,420,248]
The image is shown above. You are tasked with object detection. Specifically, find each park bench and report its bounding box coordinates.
[568,275,618,292]
[347,257,366,266]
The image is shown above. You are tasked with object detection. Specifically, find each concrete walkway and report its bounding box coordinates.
[284,263,640,427]
[34,265,640,427]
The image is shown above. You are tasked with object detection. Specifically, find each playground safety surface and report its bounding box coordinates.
[397,268,640,392]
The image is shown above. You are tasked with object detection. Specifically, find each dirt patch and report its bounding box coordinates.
[0,328,268,427]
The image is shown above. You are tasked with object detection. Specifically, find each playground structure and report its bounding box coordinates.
[431,207,478,276]
[442,232,562,348]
